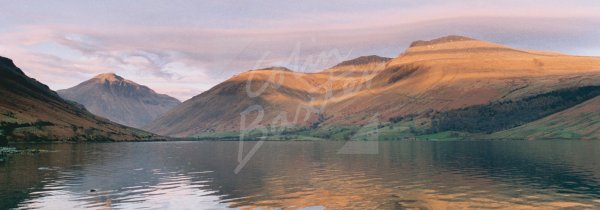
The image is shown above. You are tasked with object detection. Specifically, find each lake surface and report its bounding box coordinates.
[1,141,600,209]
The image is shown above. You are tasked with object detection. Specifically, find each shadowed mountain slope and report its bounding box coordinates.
[490,95,600,140]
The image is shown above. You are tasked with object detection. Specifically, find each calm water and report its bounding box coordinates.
[1,141,600,209]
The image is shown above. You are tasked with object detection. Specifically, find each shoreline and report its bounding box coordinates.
[5,137,599,145]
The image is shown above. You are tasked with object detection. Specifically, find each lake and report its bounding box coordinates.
[1,141,600,209]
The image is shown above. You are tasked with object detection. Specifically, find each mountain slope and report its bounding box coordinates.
[145,67,321,136]
[0,56,156,142]
[144,56,393,137]
[58,73,180,128]
[491,96,600,140]
[324,35,600,125]
[147,35,600,138]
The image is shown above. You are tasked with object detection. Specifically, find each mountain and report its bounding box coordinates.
[144,55,391,136]
[58,73,181,128]
[146,35,600,139]
[0,56,156,143]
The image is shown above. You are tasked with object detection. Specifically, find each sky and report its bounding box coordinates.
[1,0,600,101]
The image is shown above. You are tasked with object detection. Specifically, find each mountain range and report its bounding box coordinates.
[2,35,600,142]
[0,56,156,143]
[146,35,600,140]
[58,73,181,128]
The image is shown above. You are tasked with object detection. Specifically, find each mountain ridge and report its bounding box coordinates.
[331,55,392,68]
[143,35,600,139]
[408,35,476,47]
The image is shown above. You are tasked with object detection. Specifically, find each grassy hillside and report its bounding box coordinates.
[490,96,600,140]
[427,85,600,134]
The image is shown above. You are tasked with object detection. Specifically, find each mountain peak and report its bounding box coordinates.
[409,35,476,48]
[59,73,181,128]
[253,66,293,72]
[402,35,514,56]
[332,55,391,68]
[94,73,124,81]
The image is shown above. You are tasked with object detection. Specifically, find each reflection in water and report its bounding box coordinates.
[1,141,600,209]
